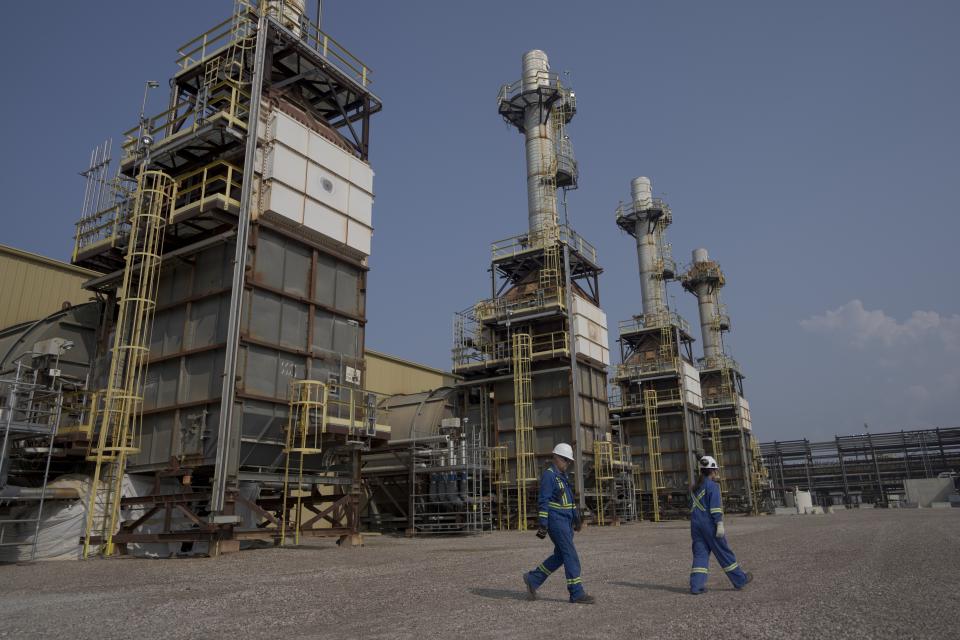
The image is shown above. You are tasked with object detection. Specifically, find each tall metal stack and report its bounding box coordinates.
[69,0,387,555]
[453,50,611,528]
[681,248,758,512]
[609,177,705,521]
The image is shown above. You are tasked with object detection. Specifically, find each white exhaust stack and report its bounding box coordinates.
[630,176,667,316]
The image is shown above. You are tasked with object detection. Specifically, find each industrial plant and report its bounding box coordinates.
[0,4,957,624]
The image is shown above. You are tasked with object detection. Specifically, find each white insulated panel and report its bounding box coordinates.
[308,130,351,179]
[303,199,347,245]
[575,336,610,366]
[346,219,372,256]
[349,156,374,193]
[348,185,373,227]
[265,182,304,224]
[266,143,307,191]
[739,397,752,430]
[683,360,703,408]
[572,295,608,330]
[270,112,309,156]
[574,316,609,348]
[307,163,350,213]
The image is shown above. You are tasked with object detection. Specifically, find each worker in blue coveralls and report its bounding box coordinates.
[690,454,754,594]
[522,443,595,604]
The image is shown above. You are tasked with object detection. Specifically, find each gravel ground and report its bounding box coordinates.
[1,509,958,640]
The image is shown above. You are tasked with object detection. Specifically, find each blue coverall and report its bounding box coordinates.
[690,477,749,593]
[525,464,585,601]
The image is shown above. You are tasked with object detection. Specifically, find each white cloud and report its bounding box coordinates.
[800,299,960,351]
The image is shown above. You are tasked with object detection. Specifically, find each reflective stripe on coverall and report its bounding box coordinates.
[526,464,585,601]
[690,477,748,593]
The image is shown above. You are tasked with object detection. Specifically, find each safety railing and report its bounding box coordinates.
[474,285,565,323]
[697,354,740,372]
[173,161,243,217]
[491,224,597,264]
[121,81,251,162]
[72,178,135,261]
[614,198,671,224]
[618,312,691,336]
[614,357,682,380]
[453,330,570,370]
[176,1,372,88]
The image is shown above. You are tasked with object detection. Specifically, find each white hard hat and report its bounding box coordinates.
[699,455,718,470]
[552,443,574,461]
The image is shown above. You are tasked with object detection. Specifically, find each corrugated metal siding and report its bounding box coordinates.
[364,350,457,397]
[0,245,99,330]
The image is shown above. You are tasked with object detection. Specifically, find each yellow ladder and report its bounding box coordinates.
[644,389,665,522]
[709,417,726,495]
[592,440,614,525]
[83,169,176,558]
[659,325,675,365]
[720,366,734,403]
[540,242,561,292]
[512,333,535,531]
[280,380,328,545]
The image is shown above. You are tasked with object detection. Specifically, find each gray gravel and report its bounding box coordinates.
[1,509,958,640]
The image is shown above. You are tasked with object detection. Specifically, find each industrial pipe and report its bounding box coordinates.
[0,485,81,500]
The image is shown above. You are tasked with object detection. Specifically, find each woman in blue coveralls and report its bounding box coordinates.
[690,454,754,594]
[522,443,595,604]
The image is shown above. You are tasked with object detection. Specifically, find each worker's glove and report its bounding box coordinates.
[536,526,548,540]
[715,521,726,538]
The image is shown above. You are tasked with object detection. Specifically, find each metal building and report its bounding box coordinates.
[452,50,611,529]
[63,0,385,555]
[762,427,960,507]
[609,177,705,521]
[681,248,766,512]
[0,244,99,329]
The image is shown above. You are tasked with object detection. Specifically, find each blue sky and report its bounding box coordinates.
[1,1,957,441]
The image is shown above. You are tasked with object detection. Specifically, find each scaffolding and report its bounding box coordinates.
[0,360,69,561]
[408,420,491,534]
[644,389,665,522]
[491,445,510,530]
[593,440,614,525]
[512,332,535,531]
[280,380,328,545]
[750,436,767,514]
[83,169,175,558]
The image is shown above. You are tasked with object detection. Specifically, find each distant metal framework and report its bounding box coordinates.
[761,427,960,506]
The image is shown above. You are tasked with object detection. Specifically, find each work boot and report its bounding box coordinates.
[736,572,754,590]
[690,589,707,595]
[571,593,596,605]
[522,573,537,601]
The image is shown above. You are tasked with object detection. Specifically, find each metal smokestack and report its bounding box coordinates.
[521,51,558,235]
[499,50,576,238]
[630,177,667,317]
[684,247,727,363]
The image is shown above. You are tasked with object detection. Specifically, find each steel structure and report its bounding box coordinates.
[680,248,760,512]
[761,427,960,507]
[69,0,386,555]
[453,50,611,529]
[360,416,492,536]
[609,177,705,520]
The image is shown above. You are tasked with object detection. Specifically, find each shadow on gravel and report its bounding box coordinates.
[470,588,567,603]
[611,581,689,594]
